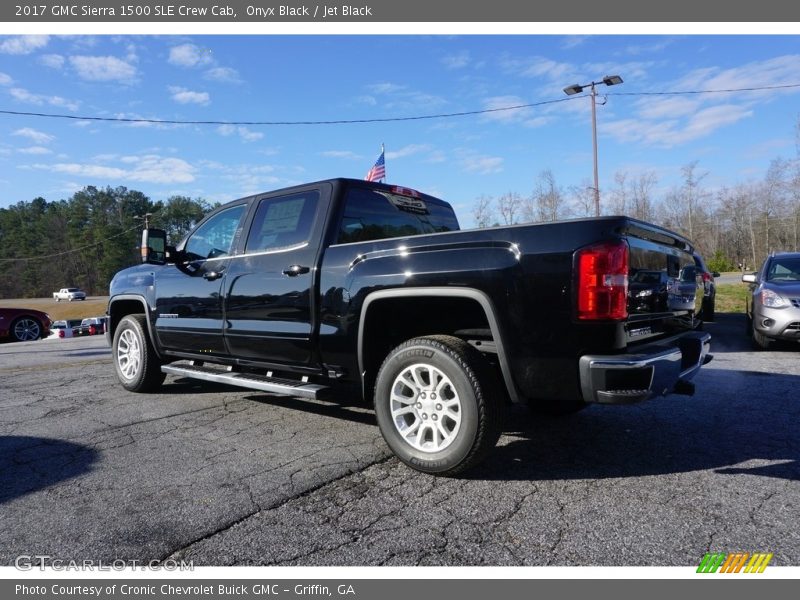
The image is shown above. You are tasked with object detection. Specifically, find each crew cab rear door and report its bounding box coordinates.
[222,184,331,366]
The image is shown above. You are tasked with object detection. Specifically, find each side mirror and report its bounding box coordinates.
[140,228,167,265]
[742,273,757,284]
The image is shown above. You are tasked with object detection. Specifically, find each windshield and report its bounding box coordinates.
[766,257,800,281]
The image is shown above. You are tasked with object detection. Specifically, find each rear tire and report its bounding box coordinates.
[112,314,165,392]
[374,335,503,476]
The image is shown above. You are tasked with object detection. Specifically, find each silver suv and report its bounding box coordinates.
[743,252,800,349]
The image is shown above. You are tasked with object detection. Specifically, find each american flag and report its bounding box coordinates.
[365,147,385,182]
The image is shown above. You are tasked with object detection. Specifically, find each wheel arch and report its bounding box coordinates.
[357,287,520,404]
[107,295,163,358]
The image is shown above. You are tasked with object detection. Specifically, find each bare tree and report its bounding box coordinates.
[680,160,709,243]
[609,171,628,215]
[528,169,566,222]
[471,194,495,228]
[568,178,596,218]
[497,192,522,225]
[629,171,658,222]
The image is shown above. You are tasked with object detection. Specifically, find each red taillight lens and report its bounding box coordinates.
[576,240,629,320]
[59,330,64,338]
[702,272,712,283]
[90,325,96,335]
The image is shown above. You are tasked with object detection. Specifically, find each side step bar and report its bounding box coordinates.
[161,363,330,400]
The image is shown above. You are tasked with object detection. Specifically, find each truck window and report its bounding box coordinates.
[337,188,459,244]
[184,204,246,261]
[245,191,320,253]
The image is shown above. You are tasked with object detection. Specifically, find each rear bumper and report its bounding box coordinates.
[578,331,712,404]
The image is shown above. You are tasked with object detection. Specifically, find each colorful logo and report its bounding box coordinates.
[697,552,773,573]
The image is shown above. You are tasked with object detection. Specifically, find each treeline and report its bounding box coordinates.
[0,186,216,298]
[473,157,800,273]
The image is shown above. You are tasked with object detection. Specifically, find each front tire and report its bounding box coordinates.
[752,326,772,350]
[11,317,42,342]
[112,314,165,392]
[374,335,502,476]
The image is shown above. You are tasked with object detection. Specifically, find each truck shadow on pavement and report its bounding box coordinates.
[0,436,98,504]
[473,365,800,483]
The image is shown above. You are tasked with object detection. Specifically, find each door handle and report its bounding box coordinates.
[203,270,224,281]
[283,265,310,277]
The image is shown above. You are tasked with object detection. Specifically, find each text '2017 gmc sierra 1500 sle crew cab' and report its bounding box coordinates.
[107,178,712,475]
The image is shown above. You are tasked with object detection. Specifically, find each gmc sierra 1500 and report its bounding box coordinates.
[107,178,711,475]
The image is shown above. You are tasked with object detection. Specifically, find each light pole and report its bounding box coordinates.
[563,75,623,217]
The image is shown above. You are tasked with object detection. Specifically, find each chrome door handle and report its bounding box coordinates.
[283,265,310,277]
[203,270,224,281]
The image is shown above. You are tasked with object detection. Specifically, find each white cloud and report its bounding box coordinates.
[0,72,13,86]
[169,86,210,105]
[386,144,431,160]
[635,96,700,120]
[322,150,363,160]
[9,87,80,111]
[40,54,65,69]
[169,43,213,68]
[0,35,49,55]
[480,96,552,128]
[69,55,137,83]
[39,154,195,184]
[462,154,504,174]
[504,56,575,82]
[561,36,590,50]
[600,55,800,149]
[367,82,405,94]
[204,67,241,83]
[13,127,55,144]
[363,81,446,112]
[442,51,470,69]
[18,146,52,155]
[216,125,264,142]
[623,39,674,56]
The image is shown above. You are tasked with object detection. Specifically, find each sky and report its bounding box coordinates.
[1,34,800,226]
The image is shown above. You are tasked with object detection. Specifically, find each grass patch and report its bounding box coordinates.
[715,284,750,314]
[0,297,109,321]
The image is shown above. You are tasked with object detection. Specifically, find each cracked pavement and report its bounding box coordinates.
[1,314,799,566]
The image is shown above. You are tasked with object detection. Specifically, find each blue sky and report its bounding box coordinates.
[1,34,800,226]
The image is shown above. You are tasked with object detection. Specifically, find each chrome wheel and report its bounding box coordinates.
[390,363,462,453]
[13,318,41,341]
[116,328,142,380]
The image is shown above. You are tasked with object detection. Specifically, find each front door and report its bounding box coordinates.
[223,189,323,365]
[154,203,246,355]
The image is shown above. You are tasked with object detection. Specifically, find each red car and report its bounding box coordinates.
[0,308,52,342]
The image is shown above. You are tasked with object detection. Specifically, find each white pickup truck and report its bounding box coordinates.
[53,288,86,302]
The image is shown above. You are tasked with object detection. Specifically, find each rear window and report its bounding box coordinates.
[337,187,459,244]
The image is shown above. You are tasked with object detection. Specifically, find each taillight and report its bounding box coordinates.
[59,330,64,338]
[576,240,629,320]
[702,272,712,283]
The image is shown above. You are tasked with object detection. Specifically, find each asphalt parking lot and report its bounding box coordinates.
[1,314,798,566]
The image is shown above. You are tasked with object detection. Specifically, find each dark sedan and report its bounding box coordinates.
[0,307,52,342]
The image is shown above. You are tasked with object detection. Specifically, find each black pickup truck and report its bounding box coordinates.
[107,178,711,475]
